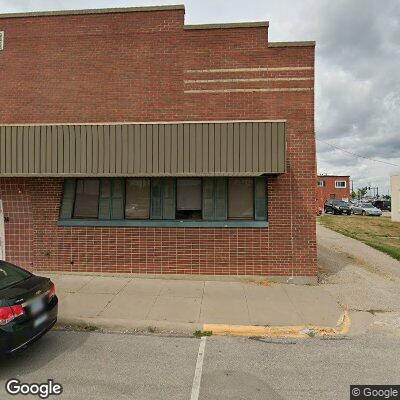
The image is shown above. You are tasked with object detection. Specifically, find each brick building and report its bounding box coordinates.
[317,175,351,210]
[0,5,317,282]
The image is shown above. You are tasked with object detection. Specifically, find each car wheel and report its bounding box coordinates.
[362,210,366,216]
[347,211,351,215]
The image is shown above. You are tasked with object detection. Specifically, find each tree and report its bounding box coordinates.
[356,187,367,199]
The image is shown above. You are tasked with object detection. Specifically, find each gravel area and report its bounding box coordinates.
[318,224,400,334]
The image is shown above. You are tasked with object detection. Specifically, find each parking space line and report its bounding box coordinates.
[190,337,207,400]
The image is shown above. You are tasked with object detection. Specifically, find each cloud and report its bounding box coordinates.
[309,1,400,193]
[0,0,399,193]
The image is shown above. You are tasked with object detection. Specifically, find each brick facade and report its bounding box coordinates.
[317,175,351,211]
[0,7,317,278]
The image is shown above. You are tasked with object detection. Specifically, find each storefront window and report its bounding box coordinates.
[228,178,254,220]
[73,179,100,219]
[125,179,150,219]
[61,177,266,226]
[176,178,202,220]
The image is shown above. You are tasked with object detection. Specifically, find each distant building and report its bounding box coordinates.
[317,175,351,210]
[391,176,400,222]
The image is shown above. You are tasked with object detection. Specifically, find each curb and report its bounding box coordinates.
[56,316,202,335]
[204,309,350,338]
[55,309,350,339]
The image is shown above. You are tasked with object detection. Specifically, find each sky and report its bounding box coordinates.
[1,0,399,195]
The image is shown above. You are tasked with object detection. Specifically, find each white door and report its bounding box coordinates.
[0,200,5,260]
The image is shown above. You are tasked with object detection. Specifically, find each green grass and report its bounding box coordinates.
[318,215,400,261]
[193,330,213,338]
[364,241,400,261]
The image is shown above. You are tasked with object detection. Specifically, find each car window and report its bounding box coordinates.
[362,203,373,208]
[0,261,32,290]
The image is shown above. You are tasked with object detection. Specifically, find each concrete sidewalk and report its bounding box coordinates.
[41,273,343,334]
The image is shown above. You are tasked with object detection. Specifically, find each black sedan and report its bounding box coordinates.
[0,261,58,354]
[324,199,352,215]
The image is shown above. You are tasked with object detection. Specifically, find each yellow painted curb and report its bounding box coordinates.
[203,309,350,338]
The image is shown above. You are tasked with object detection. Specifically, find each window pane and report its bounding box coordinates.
[228,178,254,220]
[177,179,202,210]
[125,178,150,219]
[73,179,99,219]
[101,179,111,197]
[176,178,202,220]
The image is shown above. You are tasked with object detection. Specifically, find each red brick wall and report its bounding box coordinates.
[0,176,315,276]
[0,9,317,277]
[317,176,351,210]
[0,179,34,268]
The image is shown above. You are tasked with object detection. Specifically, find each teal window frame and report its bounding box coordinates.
[59,177,268,228]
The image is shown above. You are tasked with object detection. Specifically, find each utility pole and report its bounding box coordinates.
[367,186,379,198]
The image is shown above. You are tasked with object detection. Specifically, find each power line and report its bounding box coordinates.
[316,138,400,168]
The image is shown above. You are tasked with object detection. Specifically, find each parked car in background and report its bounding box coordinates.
[372,200,391,211]
[352,203,382,216]
[0,261,58,354]
[348,200,359,211]
[324,199,352,215]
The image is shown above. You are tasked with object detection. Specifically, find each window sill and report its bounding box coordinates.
[58,219,268,228]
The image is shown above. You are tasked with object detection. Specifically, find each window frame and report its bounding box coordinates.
[318,180,325,187]
[59,177,268,228]
[335,180,347,189]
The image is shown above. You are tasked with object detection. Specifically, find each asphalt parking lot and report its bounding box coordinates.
[1,330,399,400]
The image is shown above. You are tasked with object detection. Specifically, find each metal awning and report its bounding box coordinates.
[0,121,286,176]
